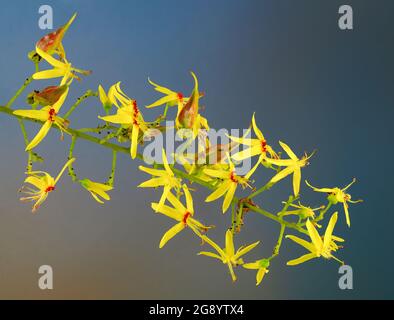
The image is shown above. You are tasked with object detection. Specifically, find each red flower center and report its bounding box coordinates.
[177,92,184,101]
[132,100,139,114]
[261,140,267,152]
[182,211,191,224]
[132,101,139,126]
[230,171,238,183]
[45,186,55,193]
[48,108,56,122]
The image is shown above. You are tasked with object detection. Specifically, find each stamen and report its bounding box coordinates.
[177,92,184,101]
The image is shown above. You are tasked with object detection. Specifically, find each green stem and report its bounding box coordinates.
[63,90,97,120]
[314,202,333,223]
[248,181,274,200]
[78,127,107,133]
[17,118,33,173]
[5,76,33,109]
[100,127,123,144]
[236,202,243,231]
[247,203,308,235]
[162,102,170,119]
[269,223,286,260]
[277,195,297,216]
[108,150,117,186]
[231,201,236,235]
[68,136,78,182]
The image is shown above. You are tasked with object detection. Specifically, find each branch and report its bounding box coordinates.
[0,105,307,235]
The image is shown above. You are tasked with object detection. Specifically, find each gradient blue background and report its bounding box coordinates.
[0,0,393,299]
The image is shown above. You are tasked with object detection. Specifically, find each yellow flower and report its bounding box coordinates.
[176,141,238,180]
[80,179,113,204]
[138,149,182,211]
[306,179,362,227]
[152,185,211,248]
[35,13,77,60]
[198,230,260,282]
[229,113,277,163]
[243,259,270,286]
[19,158,75,212]
[204,155,258,213]
[98,85,112,112]
[105,82,131,108]
[286,212,344,266]
[176,72,209,137]
[280,202,324,220]
[266,141,313,197]
[145,78,188,114]
[98,83,148,159]
[33,46,90,85]
[14,87,70,150]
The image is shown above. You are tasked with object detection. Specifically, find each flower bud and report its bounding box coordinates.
[28,50,42,63]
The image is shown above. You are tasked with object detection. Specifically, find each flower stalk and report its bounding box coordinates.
[0,13,361,287]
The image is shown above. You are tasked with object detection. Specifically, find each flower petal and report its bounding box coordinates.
[198,251,223,261]
[138,166,167,177]
[286,235,315,253]
[205,181,230,202]
[151,203,183,221]
[130,125,139,159]
[146,95,177,109]
[24,176,46,191]
[26,121,52,150]
[242,262,259,270]
[293,168,301,197]
[13,110,48,121]
[183,185,194,213]
[306,219,323,251]
[225,230,235,257]
[323,212,338,250]
[343,202,351,227]
[305,180,334,193]
[203,168,229,179]
[162,149,173,176]
[287,252,317,266]
[251,113,265,141]
[166,191,186,212]
[269,166,294,184]
[256,268,267,286]
[138,177,166,188]
[202,235,226,258]
[279,141,298,161]
[234,241,260,260]
[222,182,237,213]
[33,68,65,80]
[159,222,185,248]
[99,110,131,125]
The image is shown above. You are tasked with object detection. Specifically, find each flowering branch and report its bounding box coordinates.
[0,13,362,287]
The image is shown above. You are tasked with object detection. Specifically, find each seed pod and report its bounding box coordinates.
[36,13,76,59]
[27,85,68,107]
